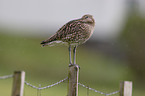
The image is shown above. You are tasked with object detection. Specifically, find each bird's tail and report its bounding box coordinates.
[40,34,58,47]
[40,37,56,47]
[40,40,49,47]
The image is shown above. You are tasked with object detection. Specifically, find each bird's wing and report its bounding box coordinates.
[40,20,83,46]
[56,20,83,40]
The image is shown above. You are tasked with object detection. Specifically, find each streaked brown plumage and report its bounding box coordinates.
[41,14,95,66]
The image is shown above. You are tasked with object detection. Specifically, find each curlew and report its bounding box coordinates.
[41,14,95,66]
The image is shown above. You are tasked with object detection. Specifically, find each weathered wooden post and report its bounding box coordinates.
[120,81,132,96]
[12,71,25,96]
[68,65,79,96]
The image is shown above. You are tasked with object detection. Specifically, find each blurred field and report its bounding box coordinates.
[0,32,145,96]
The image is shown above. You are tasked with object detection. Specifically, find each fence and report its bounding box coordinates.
[0,66,132,96]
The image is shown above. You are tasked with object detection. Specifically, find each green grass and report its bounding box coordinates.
[0,32,145,96]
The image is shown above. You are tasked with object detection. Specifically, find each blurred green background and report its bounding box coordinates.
[0,0,145,96]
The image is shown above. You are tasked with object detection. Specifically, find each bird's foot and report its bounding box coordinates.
[69,63,80,69]
[69,63,74,67]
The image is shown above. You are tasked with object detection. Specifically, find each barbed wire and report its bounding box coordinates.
[0,74,13,79]
[78,83,119,96]
[0,74,120,95]
[25,77,68,90]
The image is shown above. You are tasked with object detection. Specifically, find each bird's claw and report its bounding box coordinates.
[69,63,73,67]
[69,63,80,69]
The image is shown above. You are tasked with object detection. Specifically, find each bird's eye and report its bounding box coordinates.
[84,16,88,19]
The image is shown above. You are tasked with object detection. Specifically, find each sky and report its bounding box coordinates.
[0,0,144,40]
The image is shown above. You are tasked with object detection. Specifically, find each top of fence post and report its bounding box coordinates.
[11,71,25,96]
[67,65,79,96]
[120,81,132,96]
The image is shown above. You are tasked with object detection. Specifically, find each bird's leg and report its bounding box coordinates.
[69,45,73,66]
[73,46,77,64]
[73,46,80,68]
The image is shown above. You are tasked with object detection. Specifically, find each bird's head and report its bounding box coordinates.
[81,14,95,25]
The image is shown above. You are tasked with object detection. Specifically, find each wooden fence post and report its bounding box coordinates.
[68,65,79,96]
[11,71,25,96]
[120,81,132,96]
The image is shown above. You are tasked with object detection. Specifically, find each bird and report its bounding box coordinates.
[40,14,95,67]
